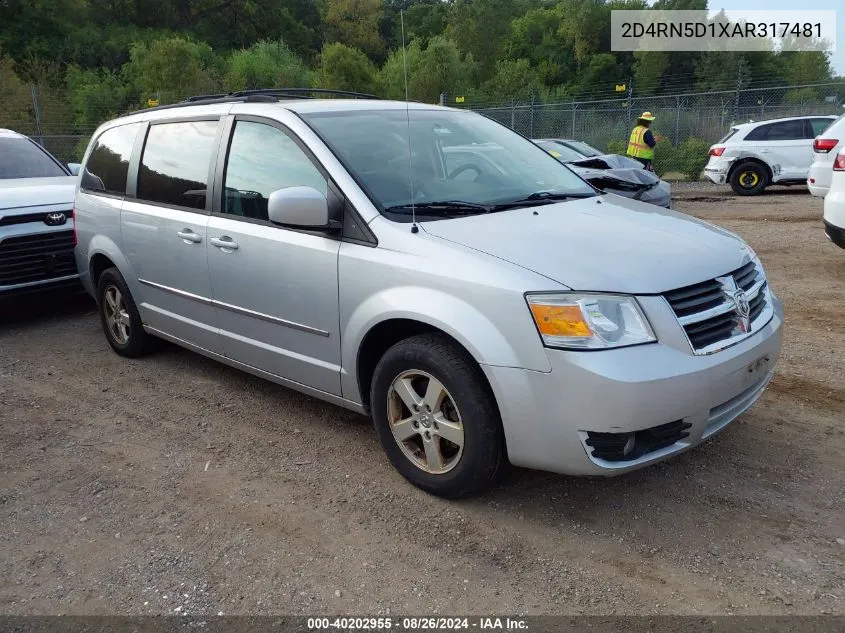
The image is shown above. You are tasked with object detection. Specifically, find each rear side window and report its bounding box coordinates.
[81,124,140,194]
[810,118,834,136]
[137,120,218,210]
[746,120,806,142]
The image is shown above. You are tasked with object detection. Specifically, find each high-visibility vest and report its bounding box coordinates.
[627,125,654,159]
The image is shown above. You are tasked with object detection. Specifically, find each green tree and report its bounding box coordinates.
[447,0,528,82]
[316,43,377,94]
[66,66,133,131]
[224,40,312,91]
[378,36,474,103]
[125,37,221,104]
[506,6,572,87]
[0,56,36,133]
[633,51,669,96]
[481,59,542,101]
[324,0,385,61]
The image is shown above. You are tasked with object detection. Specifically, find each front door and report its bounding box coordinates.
[207,118,342,395]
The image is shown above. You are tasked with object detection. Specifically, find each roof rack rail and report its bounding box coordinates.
[227,88,380,100]
[129,87,380,115]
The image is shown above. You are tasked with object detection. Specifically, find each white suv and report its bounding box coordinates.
[823,148,845,248]
[705,115,836,195]
[808,113,845,197]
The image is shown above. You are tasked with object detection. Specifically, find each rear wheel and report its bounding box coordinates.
[97,267,153,357]
[370,333,505,498]
[729,161,769,196]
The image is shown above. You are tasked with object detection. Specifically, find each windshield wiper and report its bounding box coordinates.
[383,201,493,216]
[489,191,596,211]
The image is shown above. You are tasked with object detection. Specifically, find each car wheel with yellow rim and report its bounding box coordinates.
[729,161,769,196]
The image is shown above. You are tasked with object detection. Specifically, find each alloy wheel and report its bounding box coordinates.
[386,370,464,474]
[103,284,131,345]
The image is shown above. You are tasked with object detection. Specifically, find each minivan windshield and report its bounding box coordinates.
[0,137,68,179]
[302,109,595,217]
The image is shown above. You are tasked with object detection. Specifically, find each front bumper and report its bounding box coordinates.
[824,221,845,248]
[482,296,783,476]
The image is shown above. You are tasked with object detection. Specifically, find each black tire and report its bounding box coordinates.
[97,267,153,358]
[370,333,505,498]
[729,161,769,196]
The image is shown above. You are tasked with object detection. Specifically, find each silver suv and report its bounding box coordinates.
[74,90,783,497]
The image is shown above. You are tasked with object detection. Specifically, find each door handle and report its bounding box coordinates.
[210,236,239,250]
[177,229,202,244]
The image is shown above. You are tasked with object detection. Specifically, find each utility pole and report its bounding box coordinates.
[30,85,44,146]
[732,59,746,126]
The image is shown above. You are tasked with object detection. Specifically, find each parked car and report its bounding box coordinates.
[0,129,81,295]
[705,115,837,195]
[823,147,845,248]
[74,90,783,497]
[533,138,672,208]
[808,113,845,198]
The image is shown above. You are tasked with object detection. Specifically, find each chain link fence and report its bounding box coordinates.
[455,81,845,179]
[2,80,845,179]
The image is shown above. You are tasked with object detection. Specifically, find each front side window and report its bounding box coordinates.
[137,120,218,210]
[222,121,327,222]
[0,136,67,179]
[302,109,594,218]
[81,123,140,194]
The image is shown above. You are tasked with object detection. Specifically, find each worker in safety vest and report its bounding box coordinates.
[627,111,657,171]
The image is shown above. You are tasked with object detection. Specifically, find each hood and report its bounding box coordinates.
[569,153,646,170]
[421,195,747,294]
[0,177,76,212]
[569,165,660,189]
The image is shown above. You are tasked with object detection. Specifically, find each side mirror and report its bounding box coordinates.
[67,163,81,176]
[267,186,334,230]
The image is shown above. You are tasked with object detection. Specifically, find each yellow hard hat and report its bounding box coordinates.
[639,111,656,121]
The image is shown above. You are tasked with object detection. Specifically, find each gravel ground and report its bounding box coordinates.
[1,184,843,616]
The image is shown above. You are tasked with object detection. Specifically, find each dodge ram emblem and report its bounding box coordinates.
[44,212,67,226]
[732,289,751,332]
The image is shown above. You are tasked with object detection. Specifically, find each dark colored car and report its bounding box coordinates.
[533,138,672,208]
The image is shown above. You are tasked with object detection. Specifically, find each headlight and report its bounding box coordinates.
[526,293,656,350]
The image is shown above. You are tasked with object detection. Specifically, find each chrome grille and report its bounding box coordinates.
[0,231,77,286]
[664,259,772,354]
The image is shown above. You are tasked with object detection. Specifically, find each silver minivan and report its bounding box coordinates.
[74,91,783,497]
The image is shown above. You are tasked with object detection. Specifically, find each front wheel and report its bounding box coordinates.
[730,161,769,196]
[370,333,505,498]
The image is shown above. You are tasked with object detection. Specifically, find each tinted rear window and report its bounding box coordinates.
[718,128,738,143]
[81,123,140,195]
[137,121,219,210]
[744,120,805,141]
[0,137,67,179]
